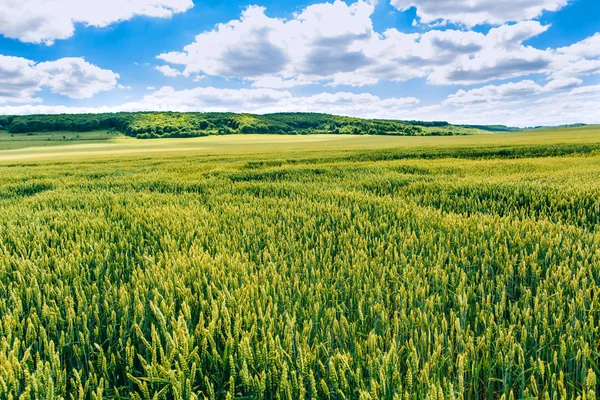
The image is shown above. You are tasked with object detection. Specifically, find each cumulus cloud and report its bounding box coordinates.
[37,58,119,99]
[443,76,584,106]
[0,0,193,44]
[400,82,599,127]
[548,33,600,81]
[134,86,420,117]
[568,84,600,96]
[0,55,47,103]
[155,65,183,77]
[390,0,567,27]
[158,1,377,85]
[557,33,600,58]
[543,77,582,91]
[250,76,314,89]
[0,86,419,120]
[425,22,553,84]
[157,2,597,88]
[486,21,550,47]
[137,86,294,110]
[0,55,119,102]
[428,49,551,85]
[159,0,375,79]
[320,87,573,129]
[278,92,420,117]
[443,80,545,106]
[360,21,556,85]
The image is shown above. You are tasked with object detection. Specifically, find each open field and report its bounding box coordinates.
[0,127,599,399]
[1,125,599,162]
[0,130,123,151]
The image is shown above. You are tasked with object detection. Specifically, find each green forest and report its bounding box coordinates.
[0,112,516,138]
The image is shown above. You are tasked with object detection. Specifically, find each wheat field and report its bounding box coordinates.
[0,128,599,399]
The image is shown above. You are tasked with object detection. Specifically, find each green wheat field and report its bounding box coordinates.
[1,126,600,399]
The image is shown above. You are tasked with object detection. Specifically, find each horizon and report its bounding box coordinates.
[1,0,599,128]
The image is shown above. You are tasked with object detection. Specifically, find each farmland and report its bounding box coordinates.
[0,126,599,399]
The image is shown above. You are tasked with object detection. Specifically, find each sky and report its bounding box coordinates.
[0,0,599,127]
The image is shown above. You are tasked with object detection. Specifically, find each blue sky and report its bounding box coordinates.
[0,0,599,127]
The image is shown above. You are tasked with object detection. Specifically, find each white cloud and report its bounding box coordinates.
[272,92,420,117]
[158,1,378,85]
[390,0,567,27]
[549,34,600,80]
[251,76,314,89]
[326,73,380,87]
[0,55,119,102]
[137,86,294,111]
[443,80,545,106]
[443,77,583,106]
[426,22,553,85]
[155,65,182,77]
[543,77,582,91]
[0,0,193,44]
[486,21,550,47]
[0,55,46,104]
[0,104,148,115]
[404,83,600,127]
[428,46,551,85]
[133,86,419,117]
[568,84,600,96]
[37,58,119,99]
[550,57,600,80]
[157,2,593,88]
[0,86,420,119]
[557,33,600,58]
[1,84,598,128]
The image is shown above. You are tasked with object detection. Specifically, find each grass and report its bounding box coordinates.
[0,126,599,399]
[0,129,123,151]
[1,125,599,163]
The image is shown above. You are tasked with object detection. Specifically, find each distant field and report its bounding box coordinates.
[1,126,599,399]
[1,124,599,162]
[0,129,122,151]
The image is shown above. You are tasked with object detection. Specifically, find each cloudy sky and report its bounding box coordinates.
[0,0,599,127]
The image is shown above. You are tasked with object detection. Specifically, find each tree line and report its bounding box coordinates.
[0,112,493,138]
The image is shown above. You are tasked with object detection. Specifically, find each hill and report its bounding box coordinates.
[0,112,501,138]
